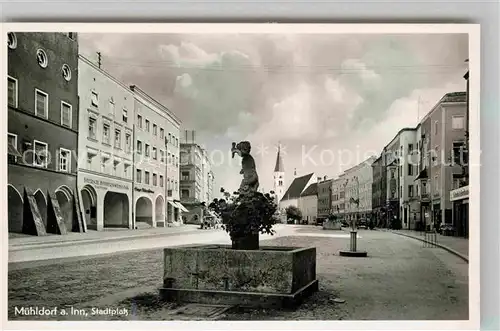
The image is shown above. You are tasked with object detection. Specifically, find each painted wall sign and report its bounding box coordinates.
[84,177,129,191]
[450,185,469,202]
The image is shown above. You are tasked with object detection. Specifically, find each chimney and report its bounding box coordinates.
[294,168,297,178]
[324,175,327,181]
[317,177,322,182]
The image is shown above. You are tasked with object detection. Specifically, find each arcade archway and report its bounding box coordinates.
[56,185,73,231]
[155,195,165,226]
[135,196,153,227]
[8,185,23,233]
[81,185,97,230]
[103,191,129,228]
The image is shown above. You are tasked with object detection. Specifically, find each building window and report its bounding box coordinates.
[33,140,48,168]
[153,124,157,136]
[124,164,130,176]
[160,175,164,187]
[408,185,414,198]
[160,128,164,139]
[137,114,142,129]
[7,133,18,162]
[136,169,142,183]
[152,147,157,160]
[91,91,99,107]
[145,119,150,132]
[153,173,158,186]
[182,171,190,181]
[422,181,427,195]
[36,49,48,68]
[452,116,465,130]
[434,175,439,193]
[7,76,18,108]
[160,150,165,163]
[59,148,71,172]
[7,32,17,49]
[137,141,142,154]
[122,108,128,123]
[114,129,121,149]
[407,163,413,176]
[35,89,49,118]
[408,143,413,153]
[62,64,72,81]
[61,101,72,128]
[168,133,171,144]
[103,123,110,144]
[182,190,190,199]
[125,133,131,153]
[168,153,171,165]
[145,144,150,157]
[145,171,150,185]
[452,142,465,165]
[88,117,97,139]
[434,121,438,135]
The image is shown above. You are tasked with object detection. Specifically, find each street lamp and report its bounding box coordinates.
[339,175,367,257]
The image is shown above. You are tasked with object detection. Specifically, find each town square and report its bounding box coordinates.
[6,27,472,322]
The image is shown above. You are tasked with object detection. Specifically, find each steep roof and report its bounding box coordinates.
[274,145,285,172]
[281,173,314,201]
[300,183,318,197]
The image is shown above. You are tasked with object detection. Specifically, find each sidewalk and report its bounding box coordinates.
[389,229,469,262]
[8,224,202,250]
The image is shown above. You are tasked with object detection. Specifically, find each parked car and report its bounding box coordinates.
[357,219,368,229]
[315,218,325,226]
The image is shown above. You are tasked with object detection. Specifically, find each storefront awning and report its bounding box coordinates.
[8,144,21,157]
[168,201,177,208]
[174,202,189,213]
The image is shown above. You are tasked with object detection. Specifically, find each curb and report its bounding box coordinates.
[389,231,469,263]
[8,228,210,251]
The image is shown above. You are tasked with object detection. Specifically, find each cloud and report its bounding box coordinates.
[78,32,468,196]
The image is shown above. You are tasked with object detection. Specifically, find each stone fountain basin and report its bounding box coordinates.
[160,244,318,308]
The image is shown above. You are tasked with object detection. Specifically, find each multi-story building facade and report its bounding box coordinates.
[331,175,347,221]
[371,155,386,227]
[383,131,403,228]
[317,177,332,221]
[419,92,467,230]
[77,55,134,231]
[298,183,318,224]
[449,71,470,238]
[179,130,212,224]
[7,32,82,236]
[398,129,419,230]
[344,156,376,224]
[164,107,184,224]
[415,119,432,230]
[130,85,182,228]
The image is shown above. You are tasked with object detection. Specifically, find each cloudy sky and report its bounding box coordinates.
[79,32,468,198]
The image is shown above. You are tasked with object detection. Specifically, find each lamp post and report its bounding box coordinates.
[340,175,367,257]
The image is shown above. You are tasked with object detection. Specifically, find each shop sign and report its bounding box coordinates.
[84,177,129,191]
[450,185,469,201]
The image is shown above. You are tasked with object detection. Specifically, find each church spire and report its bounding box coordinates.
[274,142,285,172]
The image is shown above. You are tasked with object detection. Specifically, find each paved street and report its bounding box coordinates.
[8,227,468,321]
[390,229,469,259]
[8,224,299,265]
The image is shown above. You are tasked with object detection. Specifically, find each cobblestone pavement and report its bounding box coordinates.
[7,228,468,321]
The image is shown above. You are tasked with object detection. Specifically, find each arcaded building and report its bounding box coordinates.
[7,32,82,236]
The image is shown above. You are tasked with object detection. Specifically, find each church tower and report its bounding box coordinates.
[273,143,286,203]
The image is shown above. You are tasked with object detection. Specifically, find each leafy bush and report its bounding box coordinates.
[208,188,279,242]
[285,205,302,223]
